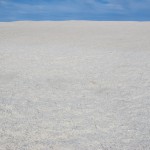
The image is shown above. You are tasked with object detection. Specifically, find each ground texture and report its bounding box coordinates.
[0,21,150,150]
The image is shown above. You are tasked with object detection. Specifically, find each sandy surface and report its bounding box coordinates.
[0,21,150,150]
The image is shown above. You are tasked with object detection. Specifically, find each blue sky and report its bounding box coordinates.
[0,0,150,21]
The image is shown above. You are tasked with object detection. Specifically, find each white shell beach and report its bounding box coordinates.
[0,21,150,150]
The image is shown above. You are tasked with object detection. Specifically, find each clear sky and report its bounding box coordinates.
[0,0,150,21]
